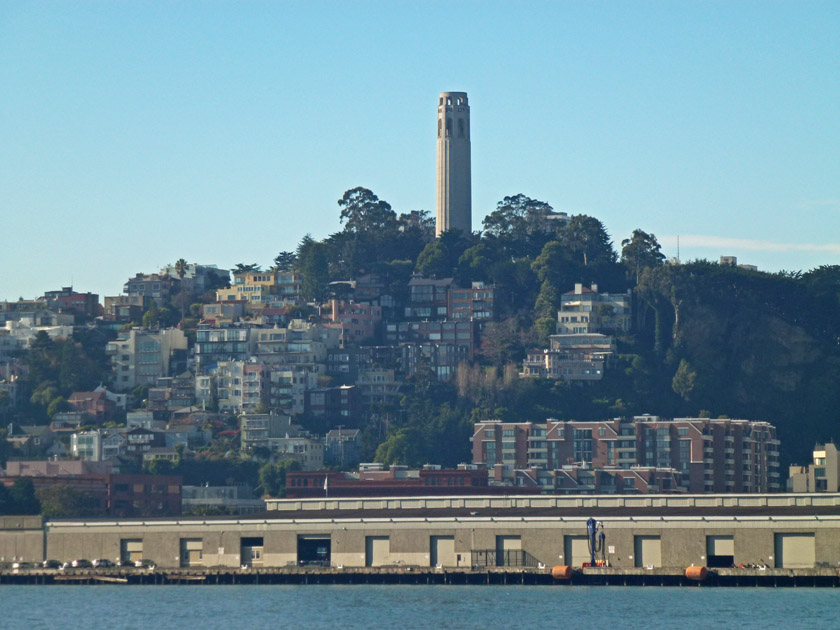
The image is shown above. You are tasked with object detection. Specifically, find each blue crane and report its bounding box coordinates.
[586,517,607,567]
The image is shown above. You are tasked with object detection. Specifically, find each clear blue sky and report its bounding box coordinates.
[2,1,838,300]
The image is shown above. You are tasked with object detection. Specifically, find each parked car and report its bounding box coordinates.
[12,562,34,570]
[42,560,62,569]
[71,559,92,568]
[92,558,114,568]
[134,559,156,570]
[117,559,134,568]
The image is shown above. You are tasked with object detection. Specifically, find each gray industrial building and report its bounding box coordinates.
[3,493,839,571]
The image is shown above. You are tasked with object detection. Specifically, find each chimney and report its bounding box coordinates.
[574,283,583,294]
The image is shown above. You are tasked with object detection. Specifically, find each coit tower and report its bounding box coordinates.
[436,91,471,237]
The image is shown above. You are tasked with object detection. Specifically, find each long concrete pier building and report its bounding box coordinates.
[3,493,840,572]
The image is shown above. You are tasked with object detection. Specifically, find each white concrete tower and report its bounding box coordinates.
[436,91,471,237]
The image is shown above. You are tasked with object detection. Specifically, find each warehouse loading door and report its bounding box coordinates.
[634,536,662,568]
[430,536,456,567]
[564,536,591,568]
[365,536,390,567]
[121,539,143,563]
[241,537,264,567]
[495,536,521,567]
[180,538,203,568]
[298,535,331,567]
[774,533,815,568]
[706,535,734,568]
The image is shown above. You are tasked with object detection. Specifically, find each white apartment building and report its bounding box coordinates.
[107,328,188,391]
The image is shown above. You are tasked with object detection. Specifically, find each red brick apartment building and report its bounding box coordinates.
[472,416,780,493]
[1,465,181,517]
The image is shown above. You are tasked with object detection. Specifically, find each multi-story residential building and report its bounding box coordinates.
[239,413,323,470]
[3,318,74,349]
[106,328,188,391]
[272,434,324,471]
[354,273,395,309]
[557,283,632,335]
[401,341,470,381]
[324,428,362,467]
[159,263,230,295]
[0,373,23,406]
[789,443,840,492]
[405,276,453,320]
[123,273,178,305]
[254,320,339,367]
[240,413,297,451]
[102,433,127,460]
[218,360,270,414]
[0,299,48,319]
[124,427,166,458]
[0,331,22,360]
[103,295,149,324]
[71,430,105,461]
[67,390,116,423]
[126,410,163,430]
[164,423,212,449]
[521,333,615,381]
[268,367,320,415]
[304,385,360,420]
[194,325,257,372]
[448,282,495,321]
[323,300,382,346]
[147,373,196,413]
[356,369,402,408]
[216,270,301,307]
[386,320,477,355]
[201,301,246,326]
[42,287,100,319]
[326,346,403,381]
[472,416,781,493]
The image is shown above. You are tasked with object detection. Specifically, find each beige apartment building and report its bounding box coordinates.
[789,443,840,492]
[216,270,301,306]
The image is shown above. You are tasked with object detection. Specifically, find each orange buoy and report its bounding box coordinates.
[552,565,572,580]
[685,566,708,581]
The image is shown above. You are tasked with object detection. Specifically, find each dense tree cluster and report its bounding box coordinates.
[282,187,840,468]
[7,185,840,489]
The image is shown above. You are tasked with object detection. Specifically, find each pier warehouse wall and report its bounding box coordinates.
[4,494,840,570]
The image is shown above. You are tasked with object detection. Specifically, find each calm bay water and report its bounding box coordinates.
[2,585,837,629]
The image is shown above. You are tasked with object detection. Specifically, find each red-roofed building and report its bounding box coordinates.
[42,287,101,319]
[68,390,116,423]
